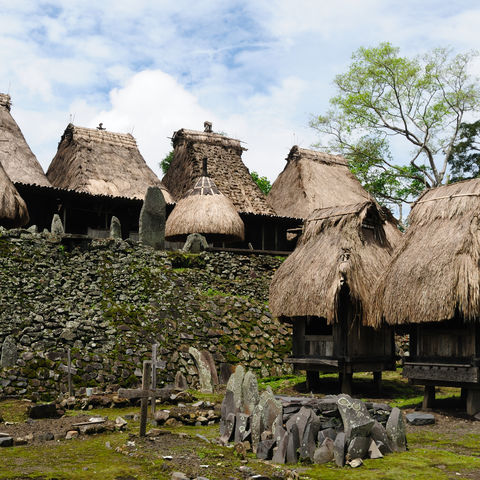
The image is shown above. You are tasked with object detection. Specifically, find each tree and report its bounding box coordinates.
[160,150,174,175]
[250,171,272,195]
[310,42,480,215]
[448,120,480,182]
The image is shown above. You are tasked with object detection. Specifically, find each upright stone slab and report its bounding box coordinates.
[313,437,334,464]
[183,233,208,253]
[271,425,288,464]
[234,413,250,443]
[188,347,213,392]
[333,432,346,467]
[139,186,165,250]
[386,407,407,452]
[347,436,370,461]
[1,336,17,368]
[241,370,259,415]
[174,371,188,390]
[286,423,300,464]
[337,394,374,440]
[370,420,392,454]
[226,365,245,412]
[200,350,218,385]
[51,214,64,235]
[218,363,234,385]
[110,216,122,239]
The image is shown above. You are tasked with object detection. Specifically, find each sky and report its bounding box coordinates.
[1,0,480,183]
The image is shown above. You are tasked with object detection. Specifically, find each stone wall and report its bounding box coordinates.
[0,228,291,399]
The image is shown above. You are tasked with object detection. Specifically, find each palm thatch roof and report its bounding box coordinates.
[0,93,51,187]
[46,124,173,202]
[269,201,401,325]
[0,161,29,227]
[267,146,372,219]
[372,179,480,327]
[162,126,275,215]
[166,160,244,242]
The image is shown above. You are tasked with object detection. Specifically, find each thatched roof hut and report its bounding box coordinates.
[270,201,401,324]
[0,162,29,227]
[0,93,51,187]
[166,159,244,242]
[267,146,371,219]
[162,126,275,215]
[372,179,480,327]
[47,124,173,202]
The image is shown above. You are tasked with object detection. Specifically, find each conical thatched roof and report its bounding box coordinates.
[372,179,480,327]
[0,93,51,187]
[162,126,275,215]
[267,146,371,219]
[47,124,173,202]
[166,160,244,242]
[0,161,29,227]
[269,201,401,325]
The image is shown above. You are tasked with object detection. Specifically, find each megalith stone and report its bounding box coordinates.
[139,186,165,250]
[286,423,300,464]
[241,370,259,415]
[313,437,334,464]
[200,350,218,385]
[251,387,281,452]
[110,216,122,239]
[174,371,188,390]
[1,336,17,368]
[370,420,392,454]
[333,432,346,467]
[347,436,370,461]
[51,214,64,235]
[183,233,208,253]
[226,365,245,412]
[386,407,407,452]
[337,394,374,440]
[188,346,213,392]
[271,424,288,464]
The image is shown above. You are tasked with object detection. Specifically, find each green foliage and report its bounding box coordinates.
[160,150,174,175]
[449,120,480,181]
[250,171,272,195]
[311,42,480,215]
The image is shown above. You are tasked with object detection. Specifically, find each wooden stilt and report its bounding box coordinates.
[341,372,353,395]
[373,371,382,395]
[306,370,319,391]
[422,385,435,409]
[466,389,480,416]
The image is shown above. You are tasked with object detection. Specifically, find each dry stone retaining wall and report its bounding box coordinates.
[0,228,291,399]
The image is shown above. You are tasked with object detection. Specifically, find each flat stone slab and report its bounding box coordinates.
[405,412,435,426]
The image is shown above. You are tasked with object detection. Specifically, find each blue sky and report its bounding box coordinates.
[1,0,480,182]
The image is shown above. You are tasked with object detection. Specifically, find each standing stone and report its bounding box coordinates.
[139,186,165,250]
[110,216,122,239]
[219,412,236,444]
[188,347,213,392]
[299,422,316,461]
[287,406,312,442]
[51,214,64,235]
[226,365,246,412]
[183,233,208,253]
[370,420,392,454]
[234,413,250,443]
[174,371,188,390]
[262,395,283,434]
[256,439,276,460]
[333,432,346,467]
[218,363,234,385]
[221,390,235,423]
[337,395,374,440]
[271,425,288,464]
[241,370,259,415]
[386,407,407,452]
[313,437,334,464]
[1,336,17,368]
[346,436,370,461]
[286,423,300,464]
[200,350,218,385]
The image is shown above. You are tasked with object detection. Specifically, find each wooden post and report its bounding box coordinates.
[466,389,480,416]
[140,361,152,437]
[373,371,382,395]
[67,348,73,397]
[422,385,435,409]
[341,371,353,395]
[306,371,319,391]
[151,344,158,416]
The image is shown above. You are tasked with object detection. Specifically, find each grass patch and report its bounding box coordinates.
[0,399,30,422]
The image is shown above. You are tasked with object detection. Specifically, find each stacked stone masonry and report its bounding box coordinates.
[0,227,291,399]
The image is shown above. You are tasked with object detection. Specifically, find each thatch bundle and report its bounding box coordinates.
[0,162,29,227]
[267,146,371,219]
[47,124,173,201]
[372,179,480,327]
[166,166,244,242]
[0,93,51,187]
[162,127,275,215]
[269,201,401,325]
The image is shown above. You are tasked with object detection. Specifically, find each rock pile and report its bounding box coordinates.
[219,368,407,467]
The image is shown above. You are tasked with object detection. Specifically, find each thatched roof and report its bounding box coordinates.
[269,201,401,325]
[372,179,480,326]
[0,93,51,187]
[46,124,173,202]
[0,161,29,227]
[166,162,244,242]
[267,146,372,219]
[162,127,275,215]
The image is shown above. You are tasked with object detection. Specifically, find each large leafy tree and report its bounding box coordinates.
[250,171,272,195]
[310,42,480,218]
[449,120,480,182]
